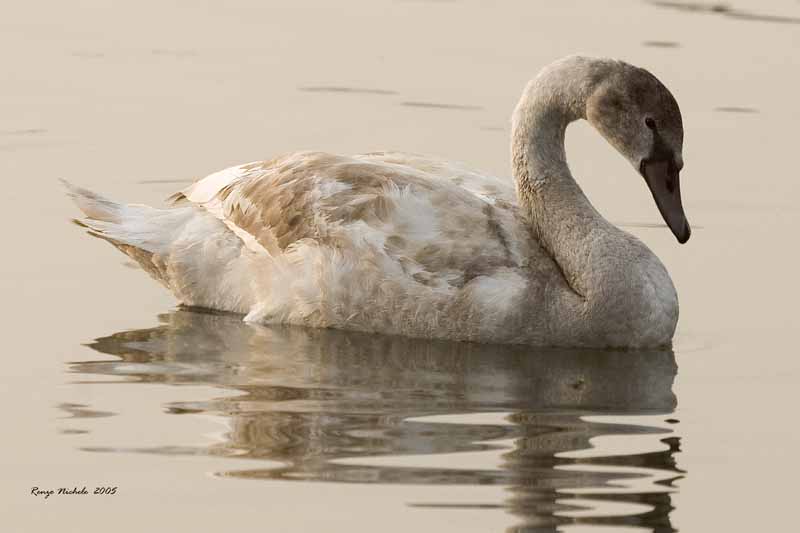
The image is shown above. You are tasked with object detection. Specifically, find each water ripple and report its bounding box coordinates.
[66,309,682,532]
[649,1,800,25]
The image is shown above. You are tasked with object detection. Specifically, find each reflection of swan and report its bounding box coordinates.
[83,310,677,411]
[65,55,689,348]
[71,309,682,531]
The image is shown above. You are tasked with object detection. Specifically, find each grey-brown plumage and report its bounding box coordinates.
[66,55,689,348]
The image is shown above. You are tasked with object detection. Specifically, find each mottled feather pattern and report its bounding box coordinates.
[169,151,564,343]
[67,56,685,348]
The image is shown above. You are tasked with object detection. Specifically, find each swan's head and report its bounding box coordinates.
[586,63,690,243]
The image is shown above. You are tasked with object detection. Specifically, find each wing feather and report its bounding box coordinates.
[170,151,558,339]
[176,151,536,275]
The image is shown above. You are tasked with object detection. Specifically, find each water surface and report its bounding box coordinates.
[74,309,681,531]
[2,0,799,532]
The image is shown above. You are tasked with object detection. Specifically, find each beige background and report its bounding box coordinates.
[2,0,799,531]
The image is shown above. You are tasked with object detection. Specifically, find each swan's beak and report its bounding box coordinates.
[641,159,691,243]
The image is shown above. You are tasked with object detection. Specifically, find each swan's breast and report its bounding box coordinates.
[583,234,679,347]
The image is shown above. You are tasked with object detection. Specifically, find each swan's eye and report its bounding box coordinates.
[645,117,656,130]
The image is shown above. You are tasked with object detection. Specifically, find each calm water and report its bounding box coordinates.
[75,309,681,530]
[2,1,799,532]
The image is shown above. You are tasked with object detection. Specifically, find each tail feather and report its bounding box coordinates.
[61,179,122,223]
[62,180,174,254]
[64,180,253,313]
[62,180,188,286]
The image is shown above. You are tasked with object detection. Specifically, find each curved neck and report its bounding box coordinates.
[511,57,617,298]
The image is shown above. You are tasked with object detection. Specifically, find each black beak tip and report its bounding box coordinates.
[676,223,691,244]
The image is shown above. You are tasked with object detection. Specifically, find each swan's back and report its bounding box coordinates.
[177,152,525,270]
[156,151,559,342]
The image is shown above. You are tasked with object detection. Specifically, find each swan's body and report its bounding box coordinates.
[67,56,689,348]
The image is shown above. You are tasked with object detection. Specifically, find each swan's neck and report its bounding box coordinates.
[511,58,617,297]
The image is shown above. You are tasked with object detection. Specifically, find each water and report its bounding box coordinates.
[73,309,681,531]
[2,1,799,531]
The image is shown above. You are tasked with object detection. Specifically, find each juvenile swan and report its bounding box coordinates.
[66,56,690,348]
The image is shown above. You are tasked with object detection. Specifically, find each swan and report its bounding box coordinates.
[66,55,690,348]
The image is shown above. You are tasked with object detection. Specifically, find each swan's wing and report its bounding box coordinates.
[174,151,531,272]
[171,151,558,337]
[356,151,517,206]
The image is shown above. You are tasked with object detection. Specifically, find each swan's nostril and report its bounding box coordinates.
[666,178,675,193]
